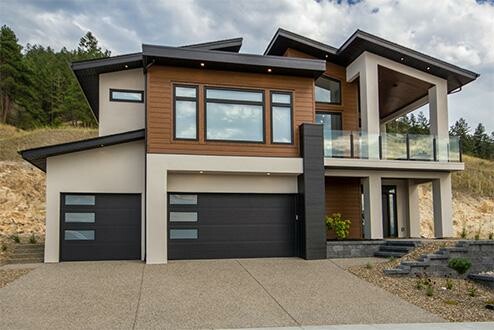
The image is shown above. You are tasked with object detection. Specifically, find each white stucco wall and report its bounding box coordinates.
[98,69,145,136]
[146,153,303,264]
[44,141,145,262]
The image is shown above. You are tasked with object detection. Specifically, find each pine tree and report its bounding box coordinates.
[0,25,28,123]
[472,123,489,158]
[450,118,473,154]
[77,32,111,59]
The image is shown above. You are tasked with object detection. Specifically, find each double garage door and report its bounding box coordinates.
[168,193,298,260]
[60,193,141,261]
[60,193,297,261]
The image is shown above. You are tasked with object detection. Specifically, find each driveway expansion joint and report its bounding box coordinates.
[132,263,146,330]
[236,259,301,327]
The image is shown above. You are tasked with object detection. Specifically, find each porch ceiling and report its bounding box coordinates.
[378,65,433,119]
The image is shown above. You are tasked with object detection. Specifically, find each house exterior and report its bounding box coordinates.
[20,29,479,264]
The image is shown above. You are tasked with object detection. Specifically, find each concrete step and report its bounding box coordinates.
[380,245,413,252]
[374,251,407,258]
[384,240,418,247]
[12,244,44,251]
[8,258,43,264]
[384,268,410,275]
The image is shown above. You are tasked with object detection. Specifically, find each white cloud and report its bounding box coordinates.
[0,0,493,131]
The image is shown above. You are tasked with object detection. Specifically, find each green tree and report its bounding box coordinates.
[0,25,30,123]
[450,118,473,154]
[77,32,111,59]
[472,123,489,158]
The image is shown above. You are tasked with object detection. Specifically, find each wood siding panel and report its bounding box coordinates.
[284,48,359,131]
[325,177,363,239]
[147,66,315,157]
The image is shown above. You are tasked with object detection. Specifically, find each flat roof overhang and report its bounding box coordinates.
[142,44,326,77]
[265,29,480,93]
[19,129,145,172]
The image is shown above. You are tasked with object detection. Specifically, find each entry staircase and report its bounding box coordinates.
[374,240,421,258]
[7,243,44,264]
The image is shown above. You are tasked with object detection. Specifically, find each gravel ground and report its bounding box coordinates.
[0,268,32,289]
[348,242,494,322]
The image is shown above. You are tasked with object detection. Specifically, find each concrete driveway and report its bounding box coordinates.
[0,258,442,329]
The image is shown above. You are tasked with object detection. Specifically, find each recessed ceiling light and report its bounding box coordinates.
[200,62,205,67]
[267,68,272,72]
[266,172,271,176]
[426,66,430,70]
[199,170,204,174]
[400,57,404,61]
[325,54,329,58]
[124,64,129,68]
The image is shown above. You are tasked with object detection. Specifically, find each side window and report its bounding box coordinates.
[109,89,144,103]
[271,92,293,144]
[315,76,341,104]
[174,85,198,140]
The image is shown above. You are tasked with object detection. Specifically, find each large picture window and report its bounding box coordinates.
[315,76,341,104]
[205,88,264,143]
[270,91,293,144]
[174,85,198,140]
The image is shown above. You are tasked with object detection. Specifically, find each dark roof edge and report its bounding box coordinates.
[142,43,326,70]
[181,37,243,52]
[71,52,143,71]
[264,28,338,56]
[340,30,480,79]
[20,129,145,172]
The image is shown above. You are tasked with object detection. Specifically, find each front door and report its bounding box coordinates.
[382,186,398,238]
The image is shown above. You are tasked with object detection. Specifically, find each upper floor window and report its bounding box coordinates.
[174,85,198,140]
[271,92,293,144]
[205,88,264,143]
[110,89,144,103]
[315,76,341,104]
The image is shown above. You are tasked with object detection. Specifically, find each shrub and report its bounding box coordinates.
[29,234,37,244]
[467,286,477,297]
[1,244,6,252]
[489,232,493,240]
[365,262,373,269]
[444,299,458,305]
[460,226,468,239]
[426,285,434,297]
[10,234,20,243]
[446,278,454,290]
[448,258,472,275]
[415,279,424,290]
[325,213,351,239]
[474,233,480,240]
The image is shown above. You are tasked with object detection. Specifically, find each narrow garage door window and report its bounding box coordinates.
[60,193,141,261]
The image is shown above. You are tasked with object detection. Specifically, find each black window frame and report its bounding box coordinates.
[315,111,343,131]
[173,84,199,141]
[270,91,294,145]
[109,88,144,103]
[315,75,342,105]
[204,86,266,144]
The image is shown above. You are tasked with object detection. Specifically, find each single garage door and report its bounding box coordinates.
[60,193,141,261]
[168,193,298,260]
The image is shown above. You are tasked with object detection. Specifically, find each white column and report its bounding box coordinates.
[432,173,454,238]
[429,82,449,161]
[146,155,168,264]
[407,180,421,238]
[362,175,383,239]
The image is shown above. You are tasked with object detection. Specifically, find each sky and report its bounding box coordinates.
[1,0,493,132]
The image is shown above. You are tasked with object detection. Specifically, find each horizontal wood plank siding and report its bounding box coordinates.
[325,177,363,239]
[147,66,315,157]
[284,48,359,131]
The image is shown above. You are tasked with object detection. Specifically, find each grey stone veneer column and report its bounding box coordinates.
[298,123,326,260]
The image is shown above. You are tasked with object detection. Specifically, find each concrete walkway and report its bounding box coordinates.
[227,322,494,330]
[0,258,443,329]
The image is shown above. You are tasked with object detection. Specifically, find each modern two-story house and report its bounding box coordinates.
[21,28,479,264]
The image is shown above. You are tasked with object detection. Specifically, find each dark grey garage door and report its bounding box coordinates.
[60,193,141,261]
[168,193,298,260]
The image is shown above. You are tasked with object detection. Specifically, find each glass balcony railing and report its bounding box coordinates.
[323,130,462,162]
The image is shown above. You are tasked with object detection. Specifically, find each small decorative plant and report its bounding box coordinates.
[325,213,351,240]
[448,257,472,275]
[10,234,20,243]
[460,226,468,239]
[445,278,453,290]
[29,233,37,244]
[425,285,434,297]
[365,262,373,269]
[489,232,493,240]
[1,244,6,252]
[467,286,477,297]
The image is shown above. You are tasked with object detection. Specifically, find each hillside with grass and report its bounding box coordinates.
[0,124,493,247]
